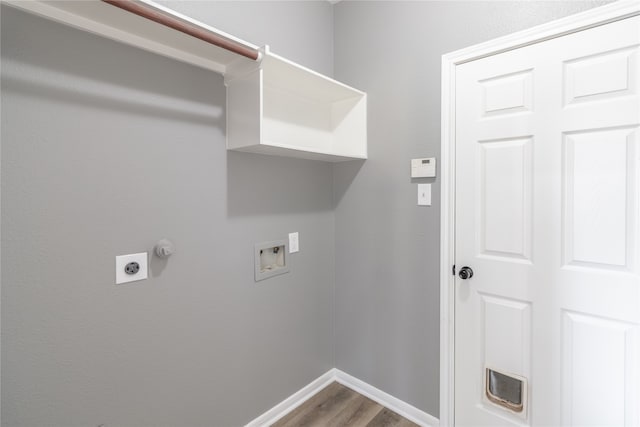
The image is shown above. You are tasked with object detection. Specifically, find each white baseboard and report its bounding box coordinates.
[245,368,439,427]
[334,369,439,427]
[245,369,336,427]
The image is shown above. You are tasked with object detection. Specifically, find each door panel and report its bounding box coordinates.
[455,15,640,426]
[564,46,637,106]
[561,312,638,426]
[481,69,534,117]
[479,136,533,261]
[563,127,636,270]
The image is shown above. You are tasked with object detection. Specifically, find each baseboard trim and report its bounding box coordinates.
[245,368,439,427]
[334,369,439,427]
[244,369,336,427]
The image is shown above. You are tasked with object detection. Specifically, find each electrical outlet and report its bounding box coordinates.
[115,252,148,284]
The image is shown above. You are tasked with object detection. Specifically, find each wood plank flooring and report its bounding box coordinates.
[272,382,420,427]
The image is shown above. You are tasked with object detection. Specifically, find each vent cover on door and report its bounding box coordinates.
[485,368,525,413]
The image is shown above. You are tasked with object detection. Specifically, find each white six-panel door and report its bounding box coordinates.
[454,15,639,426]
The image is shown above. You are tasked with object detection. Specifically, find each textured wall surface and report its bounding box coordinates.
[1,4,334,426]
[332,0,611,417]
[157,0,334,77]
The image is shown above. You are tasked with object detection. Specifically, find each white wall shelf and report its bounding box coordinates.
[4,0,367,162]
[226,47,367,162]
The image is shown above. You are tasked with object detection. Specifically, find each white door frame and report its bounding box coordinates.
[439,2,640,425]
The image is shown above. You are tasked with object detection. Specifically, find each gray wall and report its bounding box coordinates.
[1,3,334,426]
[157,0,334,77]
[1,1,615,426]
[332,0,610,417]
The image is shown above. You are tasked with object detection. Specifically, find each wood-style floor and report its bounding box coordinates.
[272,382,420,427]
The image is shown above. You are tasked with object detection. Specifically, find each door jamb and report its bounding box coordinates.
[439,2,640,425]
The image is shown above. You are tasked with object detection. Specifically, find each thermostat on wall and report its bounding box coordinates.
[411,157,436,178]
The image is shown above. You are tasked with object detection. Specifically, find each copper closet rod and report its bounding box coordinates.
[102,0,260,61]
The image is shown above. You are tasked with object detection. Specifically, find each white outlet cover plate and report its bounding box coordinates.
[289,232,299,253]
[115,252,148,284]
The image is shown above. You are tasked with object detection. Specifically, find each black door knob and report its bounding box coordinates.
[458,266,474,280]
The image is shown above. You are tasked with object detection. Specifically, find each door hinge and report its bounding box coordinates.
[452,264,456,276]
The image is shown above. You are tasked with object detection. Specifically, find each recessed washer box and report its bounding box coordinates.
[255,240,289,282]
